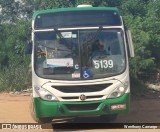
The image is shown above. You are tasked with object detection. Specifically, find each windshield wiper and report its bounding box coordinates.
[82,26,103,46]
[81,26,103,67]
[53,27,69,46]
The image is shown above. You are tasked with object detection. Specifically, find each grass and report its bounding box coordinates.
[0,63,31,92]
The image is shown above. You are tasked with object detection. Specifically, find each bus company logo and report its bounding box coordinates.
[80,94,86,101]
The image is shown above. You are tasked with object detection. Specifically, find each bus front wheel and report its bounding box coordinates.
[30,97,53,123]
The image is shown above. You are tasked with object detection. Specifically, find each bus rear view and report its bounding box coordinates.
[28,5,134,123]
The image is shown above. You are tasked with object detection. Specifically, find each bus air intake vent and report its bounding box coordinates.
[65,103,100,111]
[51,83,112,93]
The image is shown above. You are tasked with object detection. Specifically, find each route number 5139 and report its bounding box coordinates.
[93,60,113,69]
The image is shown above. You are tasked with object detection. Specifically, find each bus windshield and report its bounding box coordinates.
[34,29,126,80]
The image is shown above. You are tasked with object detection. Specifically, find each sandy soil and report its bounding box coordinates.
[0,92,160,132]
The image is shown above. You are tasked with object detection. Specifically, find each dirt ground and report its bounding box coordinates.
[0,91,160,132]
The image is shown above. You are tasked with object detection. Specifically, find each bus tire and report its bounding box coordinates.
[100,114,118,122]
[30,97,53,123]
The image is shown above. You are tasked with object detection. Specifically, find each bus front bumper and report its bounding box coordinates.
[33,93,130,118]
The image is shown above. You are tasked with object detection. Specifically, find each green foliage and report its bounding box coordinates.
[0,0,22,23]
[0,0,31,91]
[124,15,156,76]
[0,0,160,91]
[121,0,147,16]
[0,59,31,92]
[32,0,75,10]
[130,77,148,98]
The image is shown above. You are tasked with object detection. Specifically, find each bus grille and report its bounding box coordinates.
[51,83,112,93]
[61,95,103,100]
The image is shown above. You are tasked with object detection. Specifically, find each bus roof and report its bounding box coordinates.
[33,7,120,19]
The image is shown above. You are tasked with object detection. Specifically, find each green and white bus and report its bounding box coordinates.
[27,5,134,123]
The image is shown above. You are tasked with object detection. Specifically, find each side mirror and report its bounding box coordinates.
[126,30,134,57]
[25,40,32,54]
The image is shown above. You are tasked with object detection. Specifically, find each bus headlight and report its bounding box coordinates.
[108,86,127,99]
[35,87,58,101]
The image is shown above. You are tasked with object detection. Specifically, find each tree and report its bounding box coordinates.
[0,0,160,90]
[0,0,22,23]
[143,0,160,67]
